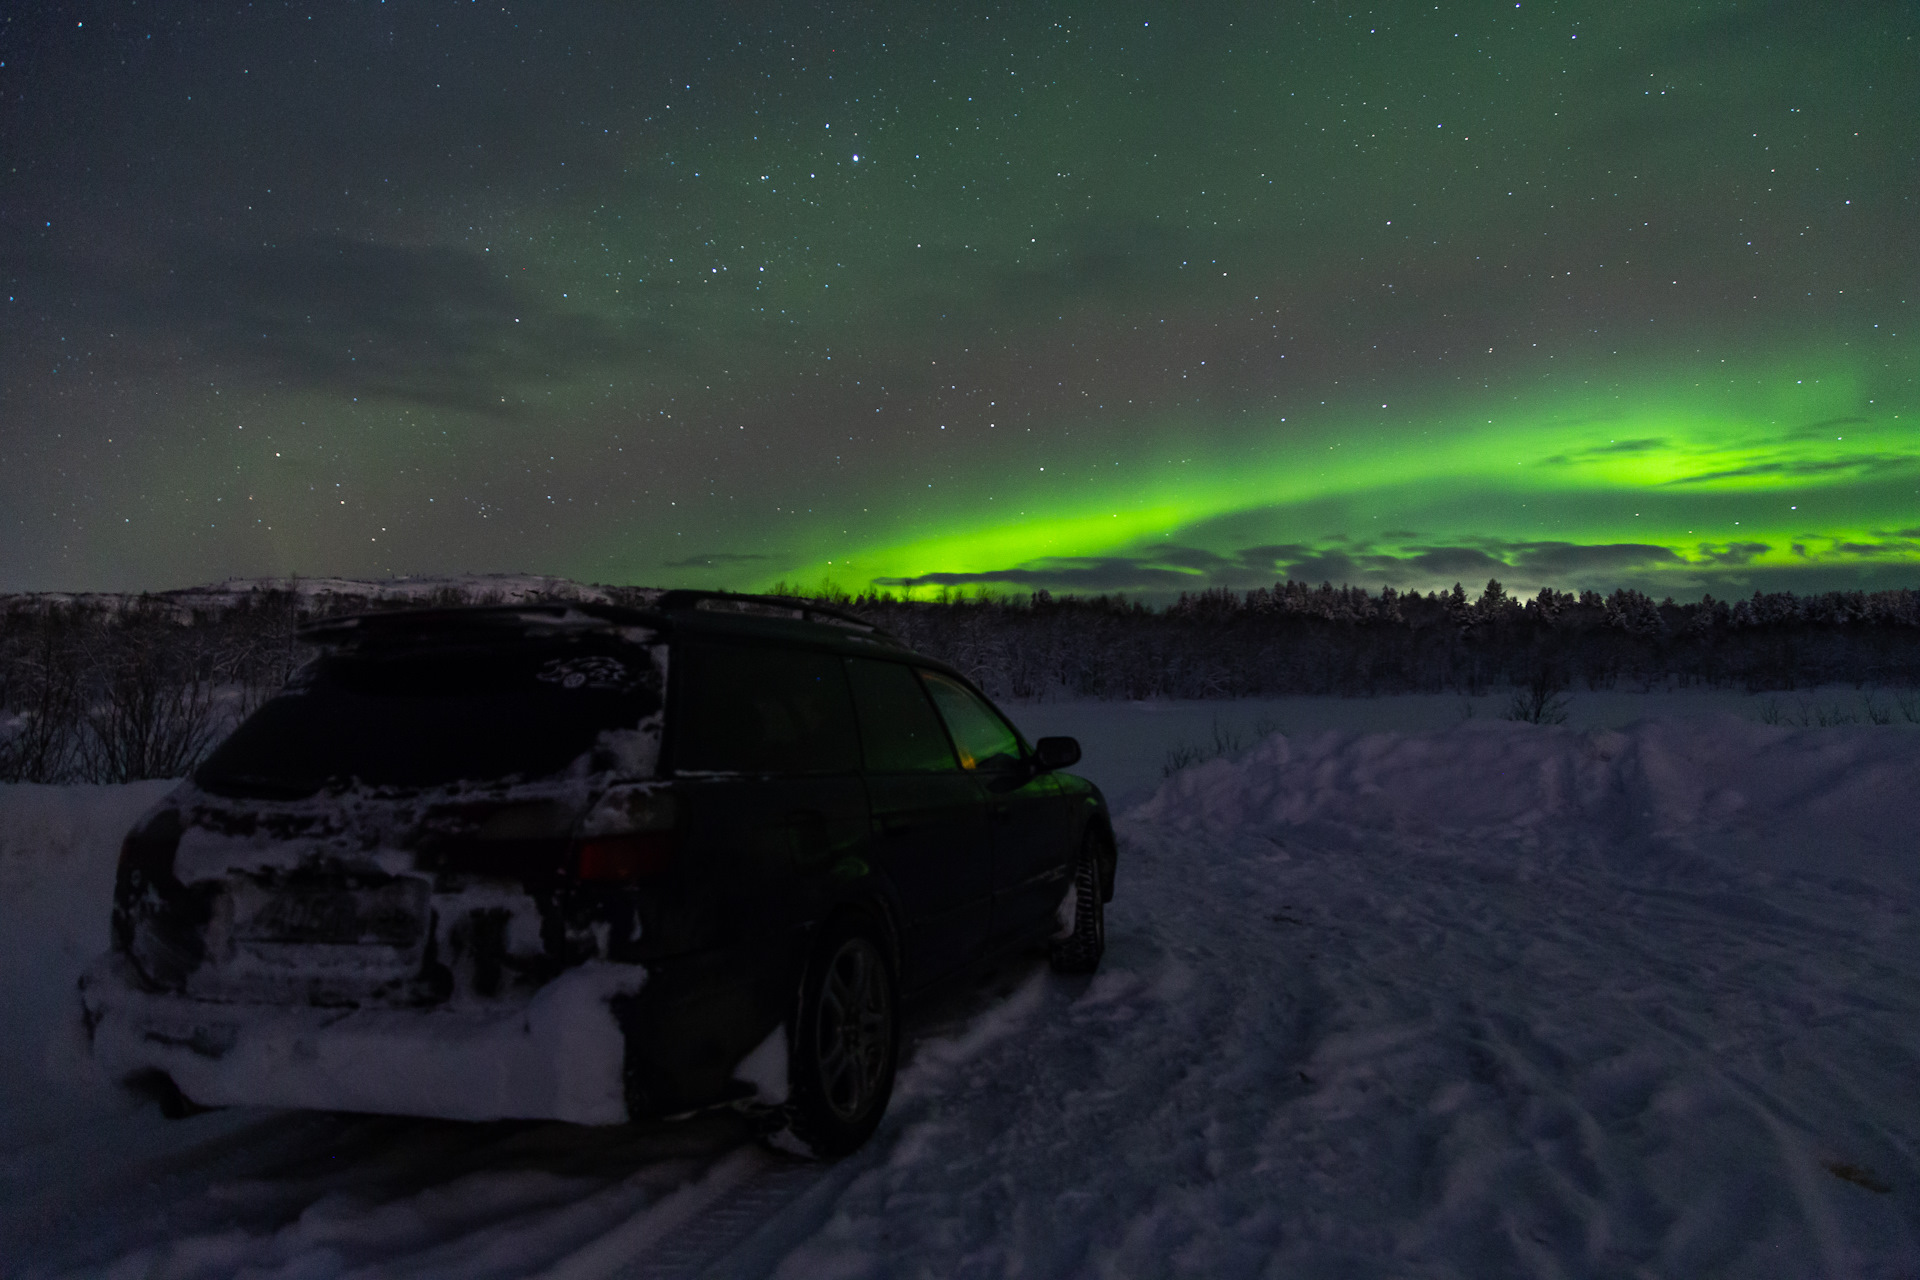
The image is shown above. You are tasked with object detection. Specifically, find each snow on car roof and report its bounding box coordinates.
[295,594,907,654]
[297,603,655,648]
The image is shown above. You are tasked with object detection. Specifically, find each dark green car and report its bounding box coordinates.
[82,592,1115,1157]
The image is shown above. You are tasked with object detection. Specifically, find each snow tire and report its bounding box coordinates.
[1049,831,1107,974]
[777,918,899,1159]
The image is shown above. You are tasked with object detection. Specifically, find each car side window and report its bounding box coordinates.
[673,642,859,774]
[845,658,960,772]
[919,671,1024,771]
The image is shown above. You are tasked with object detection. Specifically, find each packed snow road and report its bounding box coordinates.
[4,709,1918,1277]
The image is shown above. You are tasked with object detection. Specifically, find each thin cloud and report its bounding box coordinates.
[877,556,1212,592]
[1579,437,1669,455]
[1664,455,1913,485]
[1269,551,1371,583]
[116,233,649,413]
[1153,546,1238,572]
[1695,541,1771,565]
[1395,546,1512,576]
[1537,437,1668,465]
[1833,539,1920,558]
[1508,542,1683,572]
[1786,416,1872,438]
[662,552,771,568]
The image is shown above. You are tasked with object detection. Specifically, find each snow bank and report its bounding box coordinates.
[1133,714,1920,889]
[0,780,171,1148]
[1009,688,1863,812]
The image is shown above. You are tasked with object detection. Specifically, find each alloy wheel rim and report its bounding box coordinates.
[814,938,890,1122]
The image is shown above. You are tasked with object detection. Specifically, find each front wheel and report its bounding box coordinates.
[1049,832,1107,974]
[780,920,899,1158]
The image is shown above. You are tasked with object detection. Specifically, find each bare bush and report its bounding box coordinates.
[215,592,307,718]
[1505,665,1571,725]
[79,612,223,783]
[0,611,86,782]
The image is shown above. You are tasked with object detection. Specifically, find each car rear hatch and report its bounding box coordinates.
[118,607,671,1011]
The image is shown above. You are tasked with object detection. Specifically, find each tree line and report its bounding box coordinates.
[3,577,1917,782]
[796,579,1920,705]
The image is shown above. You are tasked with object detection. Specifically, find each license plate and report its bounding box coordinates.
[233,876,429,947]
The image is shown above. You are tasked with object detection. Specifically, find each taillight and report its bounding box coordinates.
[575,785,679,882]
[577,830,680,881]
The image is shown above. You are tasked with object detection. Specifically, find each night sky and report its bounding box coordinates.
[3,2,1915,600]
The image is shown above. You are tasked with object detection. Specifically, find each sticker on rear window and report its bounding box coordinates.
[536,656,634,691]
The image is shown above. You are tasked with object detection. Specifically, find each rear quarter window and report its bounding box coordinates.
[845,658,959,773]
[672,641,860,774]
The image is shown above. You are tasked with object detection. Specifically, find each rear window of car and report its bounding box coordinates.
[672,641,860,774]
[196,636,665,795]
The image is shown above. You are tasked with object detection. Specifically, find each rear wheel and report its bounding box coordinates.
[781,919,898,1158]
[1049,831,1107,974]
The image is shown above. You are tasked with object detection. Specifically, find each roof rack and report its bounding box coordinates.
[295,603,620,645]
[653,589,894,638]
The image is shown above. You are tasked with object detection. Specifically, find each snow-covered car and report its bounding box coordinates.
[80,593,1114,1157]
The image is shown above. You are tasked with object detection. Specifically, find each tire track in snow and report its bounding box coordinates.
[10,1111,764,1278]
[603,1154,865,1279]
[540,1145,772,1280]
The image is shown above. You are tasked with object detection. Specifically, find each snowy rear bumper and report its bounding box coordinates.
[80,953,647,1125]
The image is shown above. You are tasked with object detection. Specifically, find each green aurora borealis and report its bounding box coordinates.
[784,348,1918,596]
[2,1,1914,598]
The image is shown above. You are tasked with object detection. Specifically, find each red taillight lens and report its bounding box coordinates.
[576,830,680,881]
[576,785,679,881]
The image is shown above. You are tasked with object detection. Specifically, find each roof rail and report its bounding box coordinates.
[295,602,613,645]
[653,589,893,638]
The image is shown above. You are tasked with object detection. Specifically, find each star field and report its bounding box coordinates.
[1,1,1914,598]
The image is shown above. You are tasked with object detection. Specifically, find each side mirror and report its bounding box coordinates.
[1034,736,1081,770]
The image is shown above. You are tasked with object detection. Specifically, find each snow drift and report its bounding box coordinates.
[1135,713,1920,889]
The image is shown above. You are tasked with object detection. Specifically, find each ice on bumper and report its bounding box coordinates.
[83,955,647,1124]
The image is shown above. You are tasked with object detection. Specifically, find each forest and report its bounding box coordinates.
[3,576,1918,784]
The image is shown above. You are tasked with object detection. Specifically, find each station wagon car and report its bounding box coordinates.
[81,592,1114,1156]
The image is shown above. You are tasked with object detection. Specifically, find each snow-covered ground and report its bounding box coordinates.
[4,692,1918,1277]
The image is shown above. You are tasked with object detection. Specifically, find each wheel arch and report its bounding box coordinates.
[811,896,905,992]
